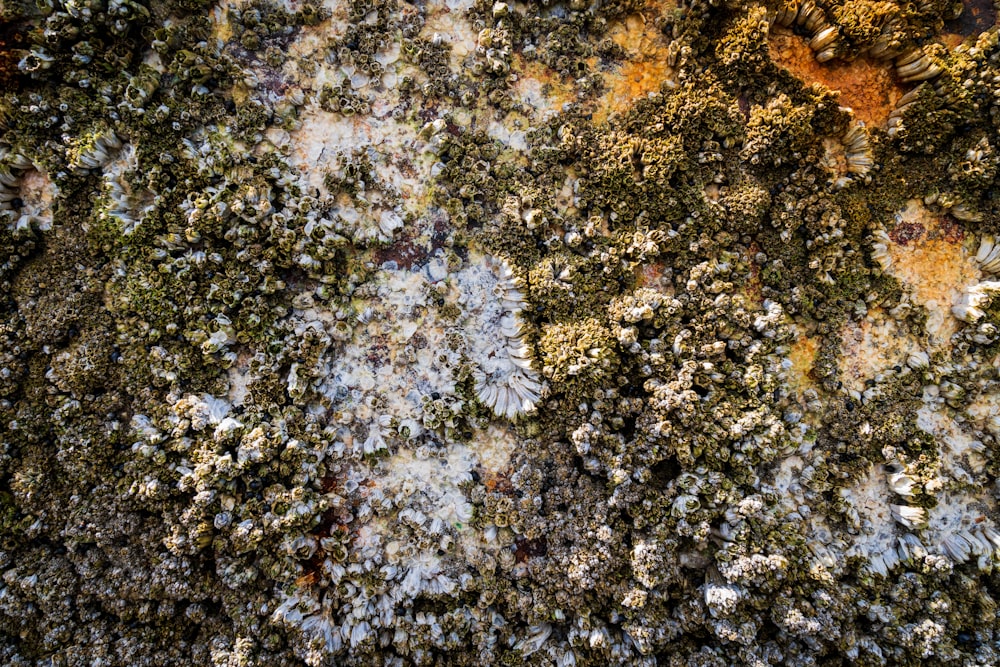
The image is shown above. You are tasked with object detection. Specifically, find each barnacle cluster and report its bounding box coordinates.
[5,0,1000,664]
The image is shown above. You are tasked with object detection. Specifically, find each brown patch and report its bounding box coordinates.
[374,235,431,270]
[0,21,31,90]
[374,212,450,270]
[319,475,338,493]
[295,570,320,587]
[514,535,548,562]
[889,220,926,245]
[943,0,996,38]
[482,469,514,495]
[768,31,904,127]
[938,216,965,243]
[737,92,751,120]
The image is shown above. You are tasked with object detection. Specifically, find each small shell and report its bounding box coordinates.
[890,504,926,529]
[809,25,839,52]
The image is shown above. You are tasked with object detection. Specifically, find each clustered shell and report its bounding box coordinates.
[895,47,944,84]
[886,85,924,138]
[870,229,893,272]
[0,146,35,231]
[73,130,123,170]
[99,143,158,235]
[842,122,872,177]
[773,0,840,62]
[473,261,542,419]
[953,280,1000,323]
[974,235,1000,274]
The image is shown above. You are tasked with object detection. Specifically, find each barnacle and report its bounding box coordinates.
[472,260,542,420]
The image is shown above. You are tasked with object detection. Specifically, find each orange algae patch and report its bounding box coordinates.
[884,201,978,343]
[768,31,903,127]
[838,308,913,394]
[787,334,819,395]
[511,1,677,122]
[594,8,678,123]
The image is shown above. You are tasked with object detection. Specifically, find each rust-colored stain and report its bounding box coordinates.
[594,9,677,124]
[635,259,672,292]
[510,3,677,124]
[786,334,819,395]
[768,31,903,127]
[883,200,978,344]
[837,309,913,393]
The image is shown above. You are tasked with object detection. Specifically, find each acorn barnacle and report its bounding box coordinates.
[773,0,840,62]
[472,259,542,420]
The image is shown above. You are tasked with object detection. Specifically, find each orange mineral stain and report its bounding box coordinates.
[884,202,979,344]
[768,30,903,127]
[595,8,677,124]
[786,334,819,395]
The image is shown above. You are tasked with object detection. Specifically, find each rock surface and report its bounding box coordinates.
[2,0,1000,664]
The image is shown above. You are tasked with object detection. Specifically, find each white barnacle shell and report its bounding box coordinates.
[895,48,943,83]
[514,623,552,657]
[361,422,387,455]
[378,209,404,238]
[906,350,929,369]
[867,546,900,577]
[842,122,873,177]
[809,25,839,53]
[870,229,893,271]
[887,470,917,496]
[703,580,745,618]
[953,280,1000,322]
[473,259,543,419]
[671,494,701,518]
[884,462,917,496]
[75,130,123,170]
[975,235,1000,274]
[890,504,926,529]
[939,531,976,563]
[896,533,926,564]
[950,202,982,222]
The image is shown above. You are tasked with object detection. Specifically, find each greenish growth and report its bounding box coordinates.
[830,0,901,45]
[229,0,328,53]
[538,318,620,400]
[715,5,774,83]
